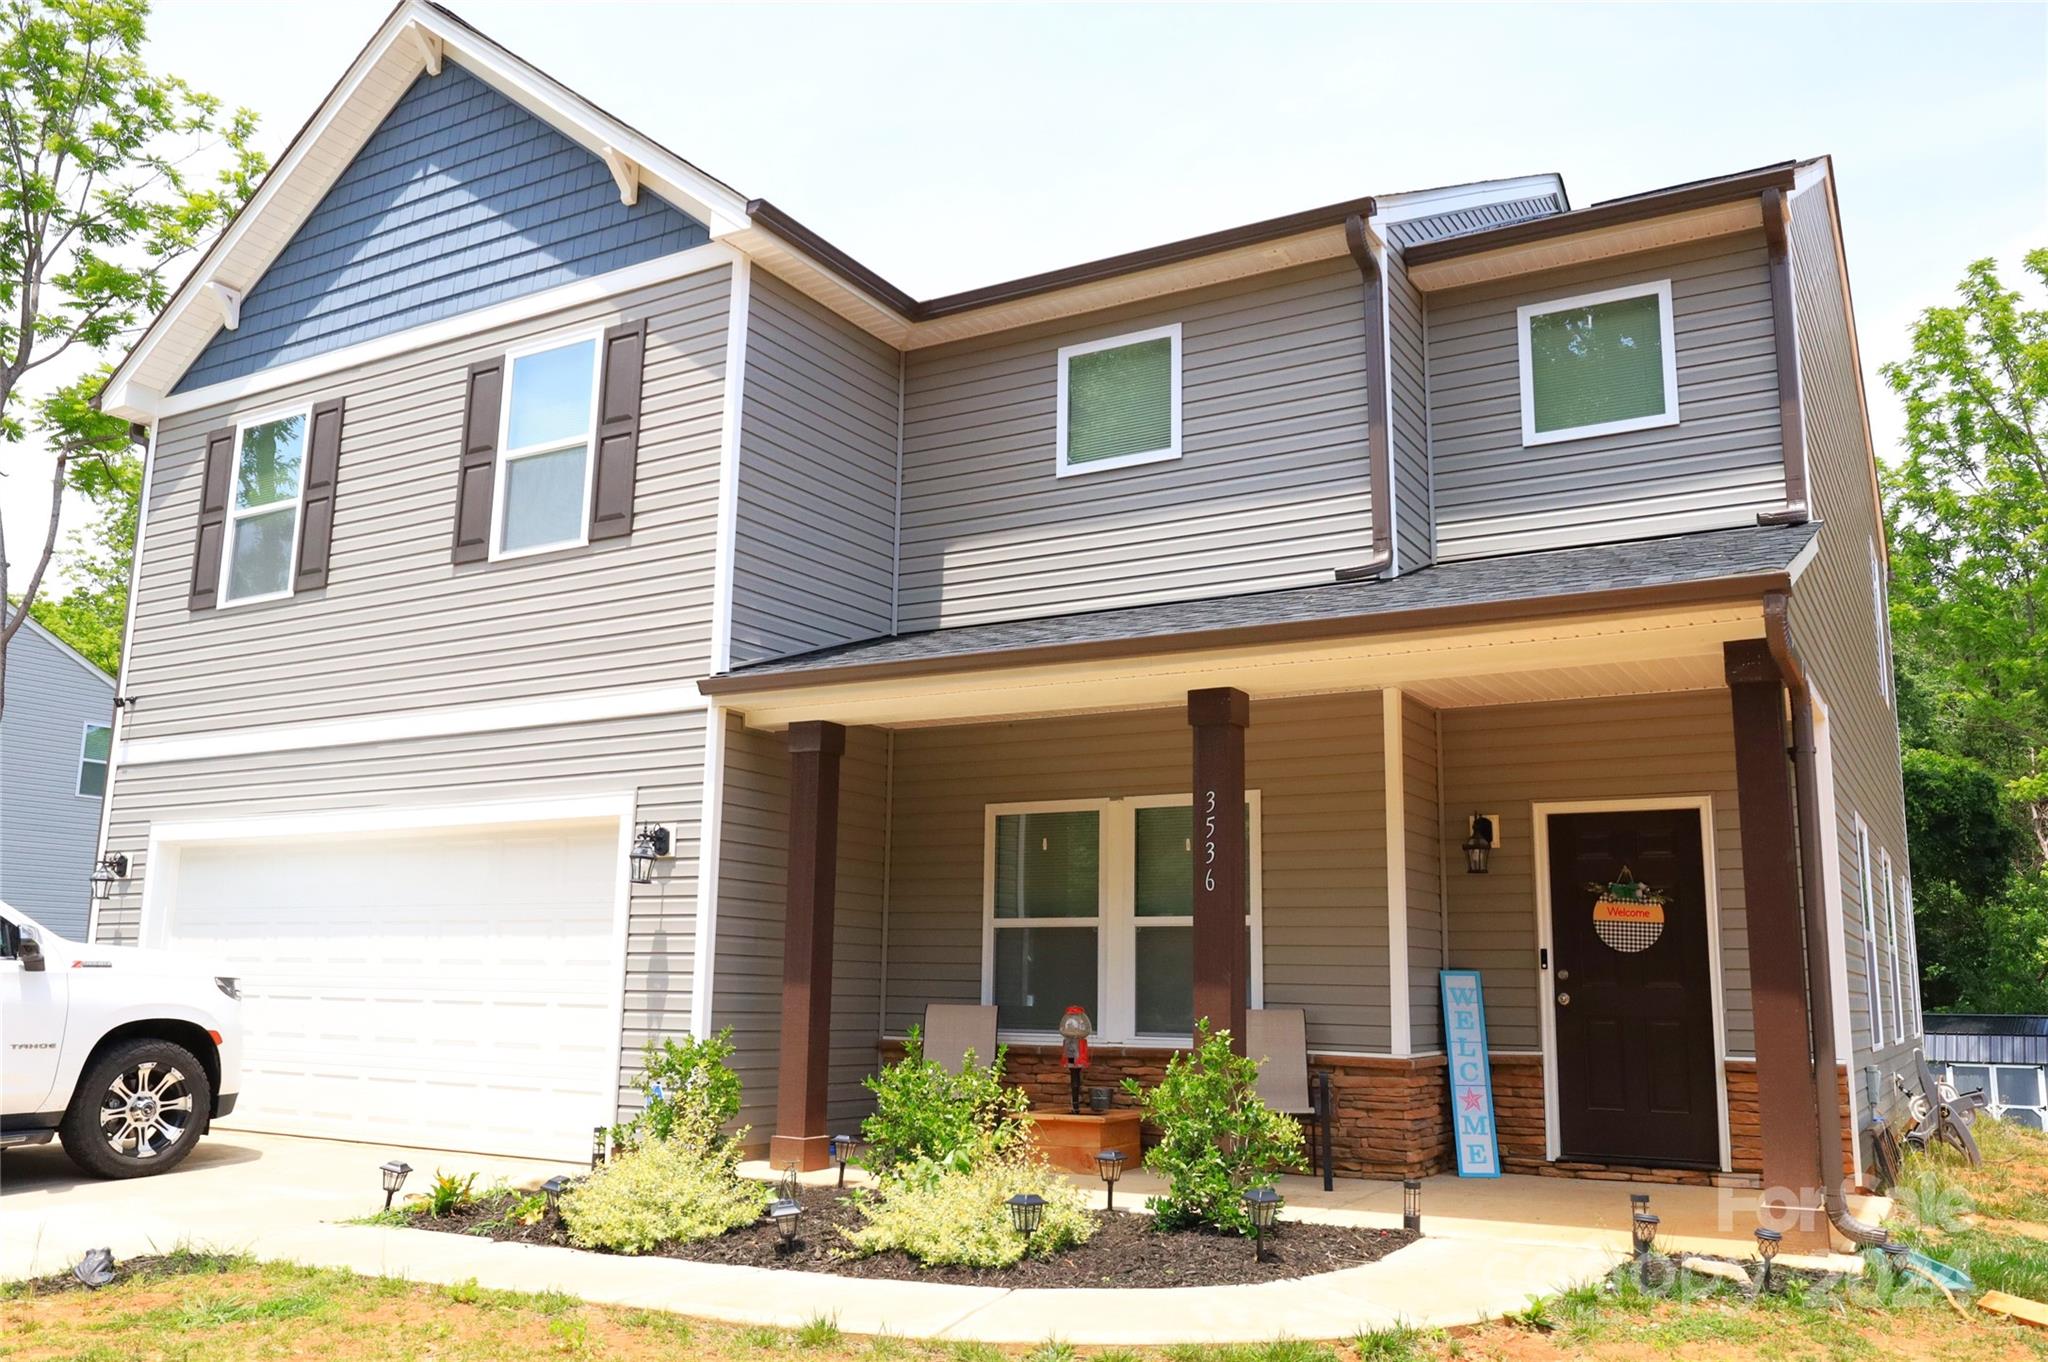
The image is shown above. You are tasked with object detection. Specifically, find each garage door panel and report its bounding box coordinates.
[161,818,622,1160]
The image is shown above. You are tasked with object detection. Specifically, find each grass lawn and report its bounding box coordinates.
[6,1123,2048,1361]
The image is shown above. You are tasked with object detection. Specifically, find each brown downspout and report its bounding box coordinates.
[1336,212,1394,582]
[1757,189,1812,527]
[1763,590,1889,1246]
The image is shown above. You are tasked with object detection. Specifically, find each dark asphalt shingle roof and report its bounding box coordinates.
[724,523,1821,682]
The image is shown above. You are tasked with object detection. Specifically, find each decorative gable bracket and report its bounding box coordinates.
[601,147,640,207]
[207,281,243,331]
[409,23,443,76]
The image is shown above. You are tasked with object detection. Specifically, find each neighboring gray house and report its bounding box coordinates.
[1,614,116,937]
[90,0,1915,1250]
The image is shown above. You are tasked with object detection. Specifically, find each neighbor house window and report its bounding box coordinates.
[1856,818,1882,1047]
[221,409,309,604]
[1055,324,1181,477]
[984,793,1260,1041]
[76,722,112,797]
[493,332,602,558]
[1517,280,1679,446]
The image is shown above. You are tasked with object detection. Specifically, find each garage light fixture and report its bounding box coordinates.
[628,824,671,885]
[88,853,129,902]
[380,1160,412,1211]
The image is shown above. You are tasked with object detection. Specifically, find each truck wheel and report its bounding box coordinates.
[59,1039,213,1179]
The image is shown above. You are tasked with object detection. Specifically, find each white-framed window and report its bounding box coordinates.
[1055,323,1182,477]
[1903,876,1922,1037]
[491,329,604,560]
[76,721,112,798]
[1517,279,1680,446]
[1869,538,1893,706]
[220,405,311,606]
[1856,817,1882,1047]
[1881,847,1904,1042]
[981,792,1262,1043]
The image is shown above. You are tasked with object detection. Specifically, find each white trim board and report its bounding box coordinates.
[688,705,730,1040]
[1530,795,1733,1173]
[1516,278,1681,448]
[118,680,707,767]
[1054,323,1183,479]
[1383,689,1411,1056]
[709,258,753,675]
[1809,686,1862,1189]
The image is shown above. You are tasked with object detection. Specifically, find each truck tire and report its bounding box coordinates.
[59,1038,213,1179]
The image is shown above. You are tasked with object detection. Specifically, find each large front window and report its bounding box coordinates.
[494,334,601,558]
[984,794,1260,1041]
[221,410,308,604]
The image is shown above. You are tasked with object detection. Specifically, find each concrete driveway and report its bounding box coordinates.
[0,1129,578,1281]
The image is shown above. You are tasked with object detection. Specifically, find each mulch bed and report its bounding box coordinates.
[407,1184,1417,1287]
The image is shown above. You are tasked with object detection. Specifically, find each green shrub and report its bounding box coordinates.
[560,1136,770,1253]
[1122,1022,1303,1235]
[424,1171,478,1217]
[859,1026,1028,1173]
[614,1028,745,1151]
[843,1140,1092,1269]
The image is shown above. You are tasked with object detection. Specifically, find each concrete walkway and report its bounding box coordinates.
[2,1132,1874,1343]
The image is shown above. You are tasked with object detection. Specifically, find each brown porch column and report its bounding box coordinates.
[1189,688,1250,1054]
[770,720,845,1171]
[1724,640,1828,1247]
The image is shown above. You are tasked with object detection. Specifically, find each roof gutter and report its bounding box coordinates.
[1335,213,1394,583]
[1763,590,1889,1248]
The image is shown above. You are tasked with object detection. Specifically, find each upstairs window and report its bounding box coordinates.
[77,722,112,797]
[1518,281,1678,446]
[1056,324,1181,476]
[494,333,601,558]
[222,410,309,605]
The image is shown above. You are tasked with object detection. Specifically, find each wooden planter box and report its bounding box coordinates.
[1026,1109,1143,1174]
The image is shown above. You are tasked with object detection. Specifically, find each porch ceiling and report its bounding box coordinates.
[719,600,1765,732]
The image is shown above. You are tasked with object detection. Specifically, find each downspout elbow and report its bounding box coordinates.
[1335,211,1394,583]
[1764,590,1890,1248]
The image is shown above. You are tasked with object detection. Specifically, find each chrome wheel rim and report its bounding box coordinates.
[98,1060,194,1158]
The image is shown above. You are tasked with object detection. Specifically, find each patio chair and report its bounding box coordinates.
[1247,1007,1334,1190]
[923,1003,999,1074]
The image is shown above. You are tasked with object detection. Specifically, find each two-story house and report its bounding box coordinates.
[88,1,1917,1247]
[1,613,117,937]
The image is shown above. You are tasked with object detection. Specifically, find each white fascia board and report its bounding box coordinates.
[118,680,707,767]
[101,0,751,420]
[117,244,740,423]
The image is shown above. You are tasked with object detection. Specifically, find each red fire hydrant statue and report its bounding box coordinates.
[1059,1005,1093,1115]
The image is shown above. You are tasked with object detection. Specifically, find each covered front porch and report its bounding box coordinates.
[697,528,1845,1247]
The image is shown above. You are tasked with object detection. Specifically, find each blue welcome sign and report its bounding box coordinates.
[1440,969,1500,1177]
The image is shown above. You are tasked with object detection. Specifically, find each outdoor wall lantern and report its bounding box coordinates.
[768,1198,803,1252]
[88,853,129,902]
[1243,1185,1283,1262]
[379,1160,411,1211]
[1007,1193,1047,1237]
[1753,1226,1781,1290]
[831,1134,853,1188]
[542,1175,569,1224]
[1402,1179,1422,1234]
[1096,1150,1125,1210]
[1631,1211,1660,1282]
[1461,816,1494,875]
[591,1126,608,1170]
[628,824,671,885]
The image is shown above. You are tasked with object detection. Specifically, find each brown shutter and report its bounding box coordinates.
[188,426,236,610]
[589,318,646,542]
[451,358,504,563]
[294,398,345,591]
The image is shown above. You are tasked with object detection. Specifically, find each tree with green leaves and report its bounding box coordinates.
[1881,249,2048,1012]
[0,0,263,706]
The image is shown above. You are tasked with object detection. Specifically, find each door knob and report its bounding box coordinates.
[1556,991,1571,1007]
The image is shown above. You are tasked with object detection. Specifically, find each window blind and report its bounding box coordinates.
[1527,292,1668,434]
[1066,336,1173,465]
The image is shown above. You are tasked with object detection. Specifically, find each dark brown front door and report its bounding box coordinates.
[1549,807,1719,1169]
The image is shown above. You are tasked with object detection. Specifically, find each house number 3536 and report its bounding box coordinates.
[1202,789,1218,892]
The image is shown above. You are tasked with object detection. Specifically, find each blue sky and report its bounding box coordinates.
[6,2,2044,576]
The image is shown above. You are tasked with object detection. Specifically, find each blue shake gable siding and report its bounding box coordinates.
[174,61,708,392]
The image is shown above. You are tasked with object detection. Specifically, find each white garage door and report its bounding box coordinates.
[161,817,622,1160]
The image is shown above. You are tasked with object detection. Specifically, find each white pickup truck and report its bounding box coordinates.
[1,900,243,1178]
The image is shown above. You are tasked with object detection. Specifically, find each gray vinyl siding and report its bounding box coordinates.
[125,264,730,743]
[0,623,114,937]
[709,716,889,1141]
[1386,247,1434,571]
[1782,183,1916,1127]
[730,269,900,665]
[1403,692,1444,1052]
[176,61,707,391]
[1439,691,1754,1058]
[897,260,1374,631]
[88,709,708,1108]
[1426,234,1787,561]
[882,692,1391,1054]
